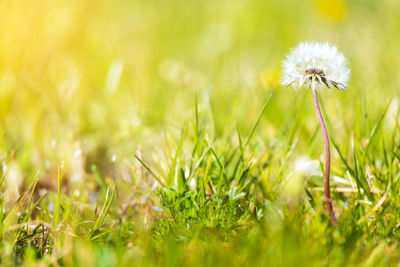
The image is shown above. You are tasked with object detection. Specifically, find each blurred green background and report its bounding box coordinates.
[2,1,400,266]
[0,0,399,192]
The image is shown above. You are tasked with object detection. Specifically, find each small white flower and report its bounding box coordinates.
[281,42,350,90]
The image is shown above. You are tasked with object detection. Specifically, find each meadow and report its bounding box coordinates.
[1,0,400,266]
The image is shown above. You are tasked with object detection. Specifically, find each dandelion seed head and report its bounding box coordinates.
[281,42,350,90]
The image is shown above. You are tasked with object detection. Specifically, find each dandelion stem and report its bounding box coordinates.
[312,86,338,226]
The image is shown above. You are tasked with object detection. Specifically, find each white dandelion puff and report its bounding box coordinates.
[281,42,350,90]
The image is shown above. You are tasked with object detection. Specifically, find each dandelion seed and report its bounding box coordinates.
[48,200,55,212]
[282,42,349,90]
[359,200,372,205]
[152,206,163,212]
[73,148,82,158]
[282,41,350,226]
[73,189,81,197]
[294,156,321,177]
[40,188,48,196]
[189,179,196,191]
[70,173,82,183]
[151,181,159,191]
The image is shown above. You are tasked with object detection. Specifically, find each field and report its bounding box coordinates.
[1,0,400,266]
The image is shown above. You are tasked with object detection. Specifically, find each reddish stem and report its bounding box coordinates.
[312,88,338,226]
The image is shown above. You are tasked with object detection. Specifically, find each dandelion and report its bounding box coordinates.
[282,42,349,90]
[282,41,350,226]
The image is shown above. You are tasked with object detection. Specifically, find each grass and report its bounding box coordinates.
[2,93,400,266]
[1,0,400,266]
